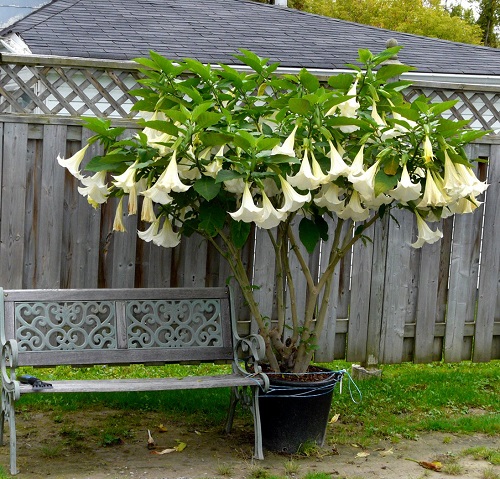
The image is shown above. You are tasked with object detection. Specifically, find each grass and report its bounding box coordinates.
[16,360,499,448]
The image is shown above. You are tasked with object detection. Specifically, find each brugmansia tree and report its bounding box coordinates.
[58,46,488,374]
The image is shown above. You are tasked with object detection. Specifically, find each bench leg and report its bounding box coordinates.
[249,385,264,460]
[225,386,264,460]
[225,387,239,434]
[1,389,18,474]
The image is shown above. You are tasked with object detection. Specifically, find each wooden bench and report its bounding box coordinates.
[0,286,269,475]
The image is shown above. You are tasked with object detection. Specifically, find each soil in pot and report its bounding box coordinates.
[258,367,343,454]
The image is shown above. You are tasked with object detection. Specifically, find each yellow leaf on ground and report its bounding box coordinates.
[158,424,168,433]
[356,451,370,458]
[329,414,340,424]
[174,441,187,452]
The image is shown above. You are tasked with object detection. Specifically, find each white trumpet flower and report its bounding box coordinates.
[113,198,126,232]
[156,151,191,193]
[287,149,327,190]
[138,220,160,242]
[141,196,157,223]
[348,145,365,177]
[277,176,311,213]
[389,164,421,204]
[271,124,298,157]
[423,136,434,164]
[338,191,370,222]
[348,159,380,200]
[454,163,488,197]
[443,152,466,200]
[411,212,443,248]
[113,161,138,193]
[327,140,351,179]
[57,144,90,179]
[417,170,451,208]
[229,183,263,223]
[152,217,181,248]
[77,171,109,208]
[314,183,345,212]
[255,191,286,229]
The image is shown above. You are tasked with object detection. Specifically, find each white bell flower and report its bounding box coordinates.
[138,220,160,242]
[454,163,488,197]
[140,196,157,223]
[314,183,345,212]
[152,217,181,248]
[338,191,370,222]
[277,176,311,213]
[417,170,451,208]
[287,150,328,191]
[112,198,126,232]
[348,159,380,200]
[77,170,109,207]
[411,212,443,248]
[57,144,90,179]
[229,183,263,223]
[389,164,421,204]
[271,124,298,157]
[254,191,287,229]
[113,160,138,193]
[327,140,351,179]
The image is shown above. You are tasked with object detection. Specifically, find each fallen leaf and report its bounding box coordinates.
[379,448,394,456]
[158,424,168,433]
[194,430,202,435]
[356,451,370,458]
[151,448,176,455]
[174,441,187,452]
[419,461,442,471]
[329,414,340,424]
[351,443,361,448]
[147,429,156,450]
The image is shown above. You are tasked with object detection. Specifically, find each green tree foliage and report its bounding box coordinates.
[288,0,483,45]
[475,0,500,47]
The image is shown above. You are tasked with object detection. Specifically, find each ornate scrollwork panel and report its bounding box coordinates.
[14,301,117,351]
[126,299,223,348]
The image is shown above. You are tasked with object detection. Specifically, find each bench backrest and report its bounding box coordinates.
[0,287,235,367]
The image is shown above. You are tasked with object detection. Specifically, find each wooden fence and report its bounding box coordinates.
[0,54,499,364]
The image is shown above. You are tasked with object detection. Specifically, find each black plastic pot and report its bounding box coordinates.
[258,368,343,454]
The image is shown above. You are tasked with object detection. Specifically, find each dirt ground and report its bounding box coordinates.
[0,408,498,479]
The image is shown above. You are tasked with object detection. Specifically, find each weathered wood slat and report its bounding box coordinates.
[18,375,262,395]
[0,123,29,288]
[474,144,500,361]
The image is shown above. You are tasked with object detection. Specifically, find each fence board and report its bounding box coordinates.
[380,210,414,363]
[0,123,29,288]
[35,124,67,287]
[474,144,500,361]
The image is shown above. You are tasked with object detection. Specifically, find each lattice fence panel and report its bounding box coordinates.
[0,61,142,118]
[406,87,500,132]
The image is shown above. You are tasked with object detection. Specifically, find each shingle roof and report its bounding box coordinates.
[2,0,500,75]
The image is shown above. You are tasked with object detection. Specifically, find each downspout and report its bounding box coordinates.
[273,0,287,6]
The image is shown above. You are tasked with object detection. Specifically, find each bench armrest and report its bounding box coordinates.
[1,339,20,400]
[233,334,270,391]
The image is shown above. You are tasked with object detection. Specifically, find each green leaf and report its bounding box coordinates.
[85,154,132,172]
[376,64,415,82]
[215,169,244,183]
[230,220,251,249]
[192,102,214,121]
[198,201,226,237]
[233,130,256,151]
[256,136,280,151]
[357,49,373,64]
[194,176,221,201]
[299,217,320,254]
[140,120,178,136]
[288,98,311,114]
[164,108,190,123]
[82,117,112,135]
[299,69,320,92]
[176,84,204,105]
[314,215,329,242]
[328,73,355,91]
[184,58,213,81]
[149,51,178,74]
[199,132,233,146]
[375,170,398,197]
[196,112,223,129]
[429,100,458,116]
[234,49,267,73]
